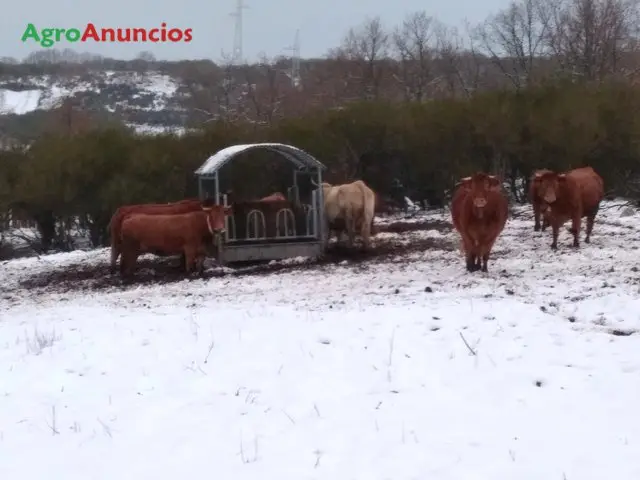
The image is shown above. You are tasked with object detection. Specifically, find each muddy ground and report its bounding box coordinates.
[16,218,455,293]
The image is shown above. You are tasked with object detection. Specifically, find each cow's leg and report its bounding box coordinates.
[128,254,140,277]
[480,253,489,272]
[533,203,541,232]
[541,215,549,231]
[110,240,119,274]
[195,244,207,275]
[550,221,560,250]
[465,252,477,272]
[324,220,334,246]
[585,207,599,244]
[345,210,356,249]
[360,214,373,250]
[463,234,481,272]
[479,236,498,273]
[472,240,482,272]
[183,246,197,274]
[570,214,581,248]
[195,256,206,275]
[119,251,128,275]
[121,250,138,278]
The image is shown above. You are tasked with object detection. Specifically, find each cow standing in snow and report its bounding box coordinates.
[532,166,604,250]
[451,172,509,273]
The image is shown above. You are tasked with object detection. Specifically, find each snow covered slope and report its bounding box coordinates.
[1,201,640,479]
[0,70,186,134]
[0,89,42,114]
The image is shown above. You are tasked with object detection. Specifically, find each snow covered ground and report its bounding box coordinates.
[1,200,640,479]
[0,88,42,115]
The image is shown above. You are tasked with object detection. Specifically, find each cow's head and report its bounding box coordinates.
[459,172,501,212]
[202,205,232,235]
[534,170,566,206]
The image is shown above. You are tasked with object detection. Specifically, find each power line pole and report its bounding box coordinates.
[284,29,301,88]
[230,0,249,65]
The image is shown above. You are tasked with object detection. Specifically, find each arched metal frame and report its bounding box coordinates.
[219,193,237,241]
[275,208,296,237]
[246,210,267,240]
[194,143,327,264]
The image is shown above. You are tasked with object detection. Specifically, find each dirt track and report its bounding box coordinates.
[17,218,454,293]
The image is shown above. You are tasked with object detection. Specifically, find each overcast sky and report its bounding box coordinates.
[2,0,511,62]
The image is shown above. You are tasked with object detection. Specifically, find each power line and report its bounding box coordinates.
[284,29,301,88]
[230,0,249,65]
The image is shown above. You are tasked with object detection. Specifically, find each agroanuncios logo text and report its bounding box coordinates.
[21,22,192,48]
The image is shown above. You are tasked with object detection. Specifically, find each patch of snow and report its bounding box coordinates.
[125,122,188,136]
[0,89,42,114]
[1,199,640,479]
[1,70,180,115]
[404,196,420,211]
[142,73,178,97]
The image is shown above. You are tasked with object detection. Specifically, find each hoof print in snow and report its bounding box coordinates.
[430,326,441,332]
[540,306,547,312]
[568,316,576,323]
[424,286,433,292]
[394,288,400,294]
[593,315,607,326]
[609,328,636,337]
[534,380,544,387]
[318,337,331,344]
[505,288,514,295]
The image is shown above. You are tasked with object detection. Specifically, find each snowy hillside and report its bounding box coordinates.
[0,69,188,134]
[1,201,640,479]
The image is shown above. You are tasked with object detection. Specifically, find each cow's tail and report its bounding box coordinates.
[356,181,376,247]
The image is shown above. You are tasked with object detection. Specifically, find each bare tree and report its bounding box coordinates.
[474,0,553,89]
[545,0,640,81]
[437,22,488,96]
[179,53,247,125]
[136,51,156,62]
[392,11,439,101]
[329,17,390,100]
[242,54,286,125]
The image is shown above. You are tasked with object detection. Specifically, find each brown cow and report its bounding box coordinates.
[108,198,202,273]
[119,204,232,277]
[321,180,376,250]
[260,192,287,202]
[451,172,509,272]
[529,168,553,232]
[533,166,604,250]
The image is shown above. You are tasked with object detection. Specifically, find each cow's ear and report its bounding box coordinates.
[456,176,471,187]
[488,175,501,191]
